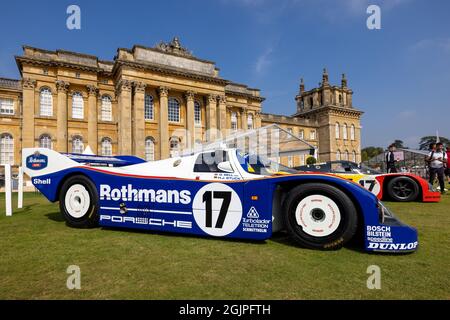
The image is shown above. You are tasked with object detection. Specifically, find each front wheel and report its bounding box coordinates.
[386,176,419,202]
[59,175,99,228]
[283,183,358,250]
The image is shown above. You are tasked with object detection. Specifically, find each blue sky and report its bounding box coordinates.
[1,0,449,148]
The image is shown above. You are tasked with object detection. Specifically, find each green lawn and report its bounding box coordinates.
[0,190,449,300]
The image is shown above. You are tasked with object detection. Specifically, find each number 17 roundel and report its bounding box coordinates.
[192,183,243,237]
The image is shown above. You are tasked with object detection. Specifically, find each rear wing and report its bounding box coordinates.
[22,148,146,178]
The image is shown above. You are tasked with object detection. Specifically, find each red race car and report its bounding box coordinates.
[296,161,441,202]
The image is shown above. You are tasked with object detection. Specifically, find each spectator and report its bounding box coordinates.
[446,146,450,184]
[426,142,446,194]
[386,144,397,173]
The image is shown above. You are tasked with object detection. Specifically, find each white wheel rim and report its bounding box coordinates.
[295,195,341,237]
[65,184,91,219]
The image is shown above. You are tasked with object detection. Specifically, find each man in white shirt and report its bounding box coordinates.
[426,142,447,194]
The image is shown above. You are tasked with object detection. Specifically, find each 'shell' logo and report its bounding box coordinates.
[26,152,48,170]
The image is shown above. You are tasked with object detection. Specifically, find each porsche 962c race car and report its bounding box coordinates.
[296,161,440,203]
[23,148,418,253]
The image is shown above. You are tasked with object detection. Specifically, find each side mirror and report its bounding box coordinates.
[218,161,234,173]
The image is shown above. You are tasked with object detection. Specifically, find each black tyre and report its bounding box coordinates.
[59,175,99,228]
[283,183,358,250]
[386,176,420,202]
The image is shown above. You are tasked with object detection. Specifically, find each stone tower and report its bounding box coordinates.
[293,69,363,162]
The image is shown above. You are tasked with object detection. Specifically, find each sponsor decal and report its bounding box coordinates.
[212,172,242,180]
[242,206,270,233]
[100,215,192,229]
[33,178,51,185]
[368,241,418,251]
[26,152,48,170]
[366,225,393,243]
[100,184,191,204]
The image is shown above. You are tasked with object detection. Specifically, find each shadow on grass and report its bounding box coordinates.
[45,211,65,222]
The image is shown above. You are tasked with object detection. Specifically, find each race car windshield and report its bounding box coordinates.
[357,164,382,175]
[236,150,297,175]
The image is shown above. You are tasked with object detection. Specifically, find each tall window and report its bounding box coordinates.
[288,156,293,168]
[335,122,340,139]
[40,88,53,116]
[170,137,180,158]
[194,101,201,125]
[145,95,154,120]
[350,124,355,141]
[344,150,349,161]
[101,95,112,121]
[0,98,14,115]
[342,123,348,140]
[0,133,14,165]
[287,128,293,135]
[310,130,316,140]
[299,130,304,139]
[168,98,180,122]
[352,151,357,162]
[145,137,155,161]
[72,92,84,119]
[247,114,254,130]
[39,134,52,149]
[72,136,84,154]
[231,112,237,131]
[336,150,341,161]
[101,138,112,156]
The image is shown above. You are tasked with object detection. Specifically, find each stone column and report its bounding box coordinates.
[206,94,217,142]
[116,80,133,155]
[86,85,99,154]
[55,80,70,152]
[217,95,227,139]
[184,91,196,151]
[158,86,169,159]
[240,108,247,131]
[133,81,146,158]
[22,78,37,149]
[255,112,262,128]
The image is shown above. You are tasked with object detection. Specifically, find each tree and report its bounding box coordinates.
[361,147,384,162]
[391,140,406,149]
[419,136,450,150]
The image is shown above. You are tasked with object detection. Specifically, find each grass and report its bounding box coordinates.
[0,189,449,300]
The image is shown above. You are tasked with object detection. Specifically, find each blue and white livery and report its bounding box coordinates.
[22,148,418,252]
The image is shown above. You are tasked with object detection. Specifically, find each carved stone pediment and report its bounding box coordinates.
[155,37,193,58]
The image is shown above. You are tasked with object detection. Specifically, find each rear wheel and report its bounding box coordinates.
[386,176,419,202]
[59,175,99,228]
[283,183,358,250]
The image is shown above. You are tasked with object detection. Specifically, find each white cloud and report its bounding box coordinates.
[410,38,450,53]
[398,110,417,119]
[254,47,274,74]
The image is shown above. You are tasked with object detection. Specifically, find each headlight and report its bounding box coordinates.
[377,201,395,224]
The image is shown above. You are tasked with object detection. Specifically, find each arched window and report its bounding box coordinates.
[145,95,154,120]
[101,95,112,121]
[335,122,340,139]
[339,94,343,105]
[342,123,348,140]
[352,151,357,162]
[72,136,84,154]
[145,137,155,161]
[101,138,112,156]
[336,150,341,161]
[170,136,180,158]
[299,130,304,139]
[168,98,180,122]
[231,112,238,131]
[194,101,201,125]
[40,88,53,116]
[39,134,52,149]
[350,124,355,141]
[0,133,14,165]
[344,150,349,161]
[247,114,254,130]
[72,92,84,119]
